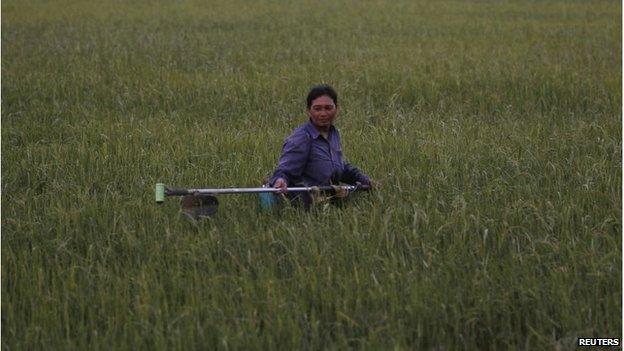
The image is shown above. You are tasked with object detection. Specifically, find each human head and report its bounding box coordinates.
[306,85,339,131]
[306,84,338,109]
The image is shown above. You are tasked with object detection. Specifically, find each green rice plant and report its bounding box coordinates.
[2,0,620,349]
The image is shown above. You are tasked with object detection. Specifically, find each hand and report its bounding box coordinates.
[333,185,349,198]
[273,178,288,193]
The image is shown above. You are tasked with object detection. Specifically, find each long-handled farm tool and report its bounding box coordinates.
[155,183,370,219]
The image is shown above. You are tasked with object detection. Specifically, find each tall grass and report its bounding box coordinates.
[2,0,621,349]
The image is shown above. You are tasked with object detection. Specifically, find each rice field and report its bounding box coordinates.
[1,0,621,349]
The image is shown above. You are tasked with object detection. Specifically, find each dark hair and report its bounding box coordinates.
[306,84,338,109]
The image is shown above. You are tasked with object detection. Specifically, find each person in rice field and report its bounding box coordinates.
[267,84,372,208]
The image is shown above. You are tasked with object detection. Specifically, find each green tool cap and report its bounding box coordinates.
[155,183,165,203]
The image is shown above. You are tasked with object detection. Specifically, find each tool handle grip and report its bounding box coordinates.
[156,183,191,202]
[166,187,192,196]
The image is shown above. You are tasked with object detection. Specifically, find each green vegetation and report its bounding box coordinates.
[2,0,621,349]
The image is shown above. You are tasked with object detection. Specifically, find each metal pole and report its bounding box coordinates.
[155,183,368,203]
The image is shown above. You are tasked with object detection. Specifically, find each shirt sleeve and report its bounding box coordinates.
[341,162,371,186]
[270,132,311,186]
[332,129,370,186]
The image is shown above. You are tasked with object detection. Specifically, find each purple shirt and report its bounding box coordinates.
[270,120,370,187]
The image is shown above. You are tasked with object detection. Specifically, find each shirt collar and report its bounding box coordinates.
[305,119,334,139]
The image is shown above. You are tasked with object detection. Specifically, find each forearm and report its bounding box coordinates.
[270,133,310,186]
[341,163,370,185]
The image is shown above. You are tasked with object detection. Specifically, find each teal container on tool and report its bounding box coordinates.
[259,187,277,210]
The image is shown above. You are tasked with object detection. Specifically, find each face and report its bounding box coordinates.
[307,95,338,130]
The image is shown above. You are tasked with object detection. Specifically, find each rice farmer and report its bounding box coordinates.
[267,84,372,208]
